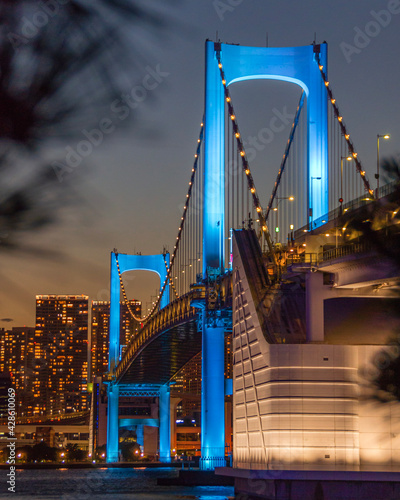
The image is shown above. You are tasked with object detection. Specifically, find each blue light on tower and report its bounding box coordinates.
[201,40,328,469]
[203,42,328,251]
[106,252,170,463]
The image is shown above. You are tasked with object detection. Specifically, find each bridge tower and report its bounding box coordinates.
[201,40,328,469]
[106,252,170,463]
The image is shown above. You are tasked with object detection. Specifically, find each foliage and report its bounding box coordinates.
[0,0,175,249]
[351,159,400,402]
[30,441,57,461]
[65,442,85,461]
[119,441,141,461]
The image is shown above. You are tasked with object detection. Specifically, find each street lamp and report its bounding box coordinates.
[340,156,353,212]
[273,196,294,244]
[376,134,390,196]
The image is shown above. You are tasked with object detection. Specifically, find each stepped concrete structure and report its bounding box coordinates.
[217,229,400,500]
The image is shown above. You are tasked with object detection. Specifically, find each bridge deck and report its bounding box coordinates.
[117,317,200,385]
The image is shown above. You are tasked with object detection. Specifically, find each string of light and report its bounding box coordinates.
[316,58,375,198]
[115,253,144,323]
[116,120,205,323]
[215,51,278,268]
[163,254,179,299]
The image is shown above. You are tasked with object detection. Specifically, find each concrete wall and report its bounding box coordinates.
[232,233,400,470]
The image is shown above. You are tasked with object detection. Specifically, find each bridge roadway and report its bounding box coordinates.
[114,274,232,385]
[113,183,400,382]
[113,225,400,385]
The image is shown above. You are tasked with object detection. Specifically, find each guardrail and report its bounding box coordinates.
[285,253,319,266]
[285,241,372,270]
[293,180,398,240]
[114,273,233,381]
[0,411,90,426]
[321,241,371,262]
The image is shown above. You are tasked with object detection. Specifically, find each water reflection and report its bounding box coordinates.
[0,467,233,499]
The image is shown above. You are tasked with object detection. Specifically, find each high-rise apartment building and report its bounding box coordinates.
[0,327,35,416]
[90,301,109,380]
[91,300,141,379]
[0,372,12,420]
[171,333,233,418]
[120,300,142,349]
[33,295,89,416]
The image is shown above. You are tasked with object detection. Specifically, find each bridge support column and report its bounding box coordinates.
[136,424,144,453]
[159,384,171,463]
[306,270,326,342]
[200,319,226,470]
[106,383,119,463]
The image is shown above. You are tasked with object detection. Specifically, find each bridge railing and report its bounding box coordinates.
[114,292,197,380]
[377,179,399,199]
[293,180,398,239]
[285,253,319,266]
[284,240,373,270]
[320,241,372,262]
[0,411,90,426]
[114,272,233,381]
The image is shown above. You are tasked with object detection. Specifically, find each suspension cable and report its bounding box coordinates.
[116,119,205,323]
[215,51,277,269]
[315,57,375,198]
[115,253,143,322]
[164,254,179,299]
[265,91,306,222]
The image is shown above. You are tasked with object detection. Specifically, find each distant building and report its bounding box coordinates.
[171,333,232,418]
[0,328,4,373]
[0,373,12,420]
[90,302,110,380]
[0,327,35,416]
[171,352,201,419]
[33,295,89,416]
[0,423,90,451]
[89,376,158,458]
[90,300,141,379]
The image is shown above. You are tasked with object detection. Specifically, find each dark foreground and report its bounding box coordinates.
[0,467,234,499]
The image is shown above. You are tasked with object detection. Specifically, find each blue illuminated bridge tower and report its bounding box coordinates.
[201,40,327,469]
[106,252,171,463]
[106,40,328,469]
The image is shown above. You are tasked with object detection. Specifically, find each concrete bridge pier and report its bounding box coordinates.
[136,424,144,453]
[200,318,226,470]
[306,270,326,342]
[159,384,171,463]
[106,383,119,463]
[106,383,171,463]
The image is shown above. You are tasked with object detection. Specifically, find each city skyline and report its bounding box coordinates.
[1,0,399,327]
[1,295,143,417]
[1,4,400,490]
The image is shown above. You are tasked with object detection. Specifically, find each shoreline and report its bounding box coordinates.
[0,461,184,470]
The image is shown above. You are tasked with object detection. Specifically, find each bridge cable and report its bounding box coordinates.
[115,119,205,323]
[163,255,179,300]
[265,91,306,223]
[315,57,375,198]
[114,253,144,323]
[215,51,278,269]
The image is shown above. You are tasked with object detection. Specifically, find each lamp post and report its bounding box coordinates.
[273,196,294,244]
[340,156,353,214]
[376,134,390,196]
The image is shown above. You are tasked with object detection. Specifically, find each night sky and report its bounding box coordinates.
[2,0,399,326]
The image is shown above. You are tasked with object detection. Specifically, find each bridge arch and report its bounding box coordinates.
[204,41,328,272]
[200,40,328,470]
[109,252,170,372]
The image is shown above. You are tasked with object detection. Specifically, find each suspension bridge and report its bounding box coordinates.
[103,41,400,471]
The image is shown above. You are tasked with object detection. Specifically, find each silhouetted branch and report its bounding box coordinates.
[0,0,179,249]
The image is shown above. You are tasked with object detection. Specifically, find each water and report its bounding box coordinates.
[0,467,234,499]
